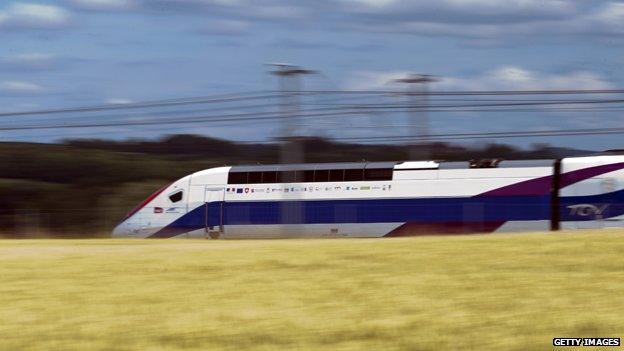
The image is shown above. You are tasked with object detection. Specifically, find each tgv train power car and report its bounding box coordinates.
[112,155,624,238]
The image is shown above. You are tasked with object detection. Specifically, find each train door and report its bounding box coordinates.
[204,187,225,238]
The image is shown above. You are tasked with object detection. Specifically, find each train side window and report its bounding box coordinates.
[303,170,315,182]
[248,172,262,184]
[262,171,277,183]
[329,169,344,182]
[294,171,306,182]
[345,169,364,181]
[228,172,247,184]
[169,190,183,203]
[314,169,329,182]
[280,171,297,183]
[364,168,393,181]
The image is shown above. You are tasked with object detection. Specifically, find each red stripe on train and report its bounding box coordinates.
[122,182,171,221]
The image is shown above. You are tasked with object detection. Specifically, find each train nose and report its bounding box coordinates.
[112,221,133,238]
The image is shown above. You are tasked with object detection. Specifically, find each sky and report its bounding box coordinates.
[1,0,624,149]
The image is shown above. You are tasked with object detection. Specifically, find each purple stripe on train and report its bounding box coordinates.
[478,162,624,197]
[388,162,624,236]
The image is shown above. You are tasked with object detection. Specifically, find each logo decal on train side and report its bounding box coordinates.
[567,204,609,217]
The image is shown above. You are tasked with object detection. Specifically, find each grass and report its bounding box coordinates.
[1,231,623,350]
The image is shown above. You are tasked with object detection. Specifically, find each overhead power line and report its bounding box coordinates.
[1,88,624,119]
[2,97,624,127]
[6,108,624,143]
[223,128,624,144]
[328,128,624,141]
[0,91,279,118]
[0,101,622,132]
[294,89,624,96]
[3,87,624,144]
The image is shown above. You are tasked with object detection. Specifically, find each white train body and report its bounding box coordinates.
[112,155,624,238]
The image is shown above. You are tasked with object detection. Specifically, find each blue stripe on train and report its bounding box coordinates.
[150,189,624,238]
[150,195,551,238]
[219,195,551,225]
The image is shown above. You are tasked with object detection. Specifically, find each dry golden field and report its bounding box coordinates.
[1,231,623,350]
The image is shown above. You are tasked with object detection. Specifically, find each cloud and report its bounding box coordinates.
[342,0,575,22]
[440,66,613,90]
[0,80,44,93]
[197,19,250,36]
[344,70,411,90]
[52,0,624,42]
[106,98,133,104]
[269,38,333,50]
[346,66,614,91]
[0,53,59,71]
[67,0,136,11]
[586,2,624,36]
[0,53,92,72]
[334,1,624,41]
[126,0,311,21]
[245,4,308,19]
[89,0,624,42]
[0,3,71,29]
[4,0,615,44]
[267,37,384,52]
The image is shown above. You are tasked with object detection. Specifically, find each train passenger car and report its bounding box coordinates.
[112,155,624,238]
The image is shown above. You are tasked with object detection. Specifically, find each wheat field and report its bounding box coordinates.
[1,231,623,350]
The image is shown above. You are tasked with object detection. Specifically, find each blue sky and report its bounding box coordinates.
[1,0,624,149]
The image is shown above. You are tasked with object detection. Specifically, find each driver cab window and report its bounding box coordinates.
[169,190,183,203]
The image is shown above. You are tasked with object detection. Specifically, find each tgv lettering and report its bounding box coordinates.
[567,204,608,216]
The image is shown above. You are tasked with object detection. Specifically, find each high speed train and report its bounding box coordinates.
[112,154,624,238]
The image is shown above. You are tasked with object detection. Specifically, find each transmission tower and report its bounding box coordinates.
[267,63,316,235]
[268,63,316,164]
[395,74,439,160]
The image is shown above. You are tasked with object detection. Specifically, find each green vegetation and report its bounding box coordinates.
[0,140,212,235]
[1,230,623,350]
